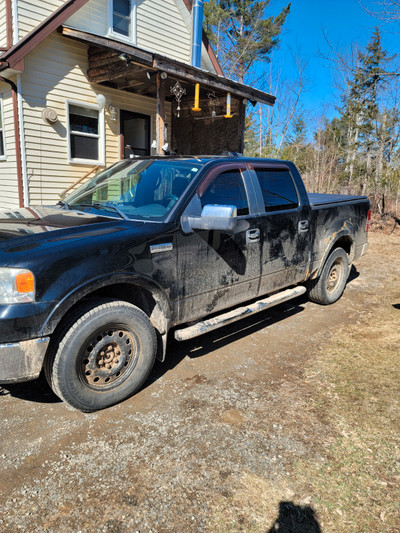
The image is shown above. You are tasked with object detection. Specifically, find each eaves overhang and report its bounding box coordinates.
[0,0,91,72]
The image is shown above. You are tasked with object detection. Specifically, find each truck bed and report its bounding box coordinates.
[308,193,368,207]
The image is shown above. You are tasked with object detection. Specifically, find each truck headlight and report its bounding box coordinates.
[0,268,36,303]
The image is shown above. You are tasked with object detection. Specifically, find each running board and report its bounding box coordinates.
[174,286,306,342]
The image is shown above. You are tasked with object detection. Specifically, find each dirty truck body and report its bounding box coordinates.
[0,157,370,411]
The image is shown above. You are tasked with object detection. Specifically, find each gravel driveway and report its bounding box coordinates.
[0,232,397,532]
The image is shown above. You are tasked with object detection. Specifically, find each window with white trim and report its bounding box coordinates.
[67,102,105,165]
[108,0,136,42]
[0,96,6,160]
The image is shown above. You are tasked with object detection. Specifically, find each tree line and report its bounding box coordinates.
[204,0,400,216]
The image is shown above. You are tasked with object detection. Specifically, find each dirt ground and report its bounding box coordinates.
[0,232,399,533]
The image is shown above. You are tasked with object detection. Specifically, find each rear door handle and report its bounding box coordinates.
[298,220,309,233]
[246,228,260,244]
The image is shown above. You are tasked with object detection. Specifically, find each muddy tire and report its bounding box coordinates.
[307,248,349,305]
[44,299,157,412]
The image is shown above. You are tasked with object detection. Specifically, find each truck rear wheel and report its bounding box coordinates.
[45,299,156,412]
[307,247,349,305]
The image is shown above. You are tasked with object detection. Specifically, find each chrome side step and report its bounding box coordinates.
[174,286,306,342]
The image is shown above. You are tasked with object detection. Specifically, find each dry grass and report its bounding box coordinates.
[302,304,400,532]
[207,236,400,532]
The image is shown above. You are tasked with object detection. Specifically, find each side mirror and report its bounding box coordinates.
[186,204,238,232]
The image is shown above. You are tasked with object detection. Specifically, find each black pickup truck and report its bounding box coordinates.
[0,156,370,411]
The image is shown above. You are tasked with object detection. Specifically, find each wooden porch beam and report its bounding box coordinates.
[153,57,275,107]
[87,64,143,83]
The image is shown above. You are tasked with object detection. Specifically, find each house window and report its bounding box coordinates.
[0,96,6,159]
[67,102,105,165]
[109,0,136,42]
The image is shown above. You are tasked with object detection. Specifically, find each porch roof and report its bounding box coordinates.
[60,27,276,107]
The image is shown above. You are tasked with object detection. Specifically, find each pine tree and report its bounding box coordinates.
[204,0,290,83]
[338,28,389,192]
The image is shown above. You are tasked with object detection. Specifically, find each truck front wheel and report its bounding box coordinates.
[307,247,349,305]
[45,299,157,412]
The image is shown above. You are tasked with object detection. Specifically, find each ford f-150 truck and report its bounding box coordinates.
[0,156,370,411]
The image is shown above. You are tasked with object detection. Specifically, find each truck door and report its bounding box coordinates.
[175,164,262,324]
[248,164,311,295]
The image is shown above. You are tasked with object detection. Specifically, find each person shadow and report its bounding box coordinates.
[267,501,321,533]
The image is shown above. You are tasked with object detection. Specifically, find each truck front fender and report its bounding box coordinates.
[39,272,172,344]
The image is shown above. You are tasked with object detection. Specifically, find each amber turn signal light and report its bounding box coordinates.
[15,271,35,293]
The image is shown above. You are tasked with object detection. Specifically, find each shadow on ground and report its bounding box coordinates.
[267,501,321,533]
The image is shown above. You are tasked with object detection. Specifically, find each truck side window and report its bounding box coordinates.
[255,168,298,212]
[200,170,249,216]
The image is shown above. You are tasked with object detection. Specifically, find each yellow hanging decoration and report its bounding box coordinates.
[192,83,201,112]
[224,92,233,118]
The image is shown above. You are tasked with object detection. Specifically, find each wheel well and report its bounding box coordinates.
[86,283,169,336]
[48,283,168,342]
[331,236,354,263]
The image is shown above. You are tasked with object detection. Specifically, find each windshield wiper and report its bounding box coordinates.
[77,203,129,220]
[57,200,70,210]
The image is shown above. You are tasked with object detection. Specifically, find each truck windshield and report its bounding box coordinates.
[65,159,202,220]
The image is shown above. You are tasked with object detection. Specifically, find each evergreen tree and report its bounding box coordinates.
[338,28,390,192]
[204,0,290,83]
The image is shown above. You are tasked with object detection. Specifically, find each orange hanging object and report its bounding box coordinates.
[192,83,201,112]
[224,92,233,118]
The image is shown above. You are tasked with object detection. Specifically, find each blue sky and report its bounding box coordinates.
[266,0,400,119]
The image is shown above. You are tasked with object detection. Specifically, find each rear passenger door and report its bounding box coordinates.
[248,163,311,295]
[176,164,262,324]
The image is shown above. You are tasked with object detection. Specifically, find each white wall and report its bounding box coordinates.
[0,83,20,210]
[20,33,170,206]
[17,0,64,39]
[65,0,192,64]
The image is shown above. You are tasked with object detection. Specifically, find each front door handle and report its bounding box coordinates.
[246,228,260,244]
[298,220,309,233]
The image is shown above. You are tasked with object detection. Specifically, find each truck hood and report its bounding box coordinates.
[0,206,153,260]
[0,206,137,242]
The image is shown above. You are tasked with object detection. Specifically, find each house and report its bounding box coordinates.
[0,0,275,209]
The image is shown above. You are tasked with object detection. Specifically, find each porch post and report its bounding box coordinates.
[156,73,165,154]
[238,99,246,154]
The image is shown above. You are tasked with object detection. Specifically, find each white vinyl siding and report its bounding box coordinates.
[0,85,20,209]
[19,33,170,206]
[0,1,7,48]
[17,0,64,39]
[65,0,191,64]
[136,0,191,63]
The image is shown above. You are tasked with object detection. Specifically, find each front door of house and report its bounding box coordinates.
[120,110,150,158]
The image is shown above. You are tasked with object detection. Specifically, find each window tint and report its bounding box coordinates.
[200,170,249,216]
[255,168,298,212]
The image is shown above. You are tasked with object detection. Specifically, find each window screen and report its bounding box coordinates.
[68,104,100,161]
[200,170,249,216]
[255,168,298,212]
